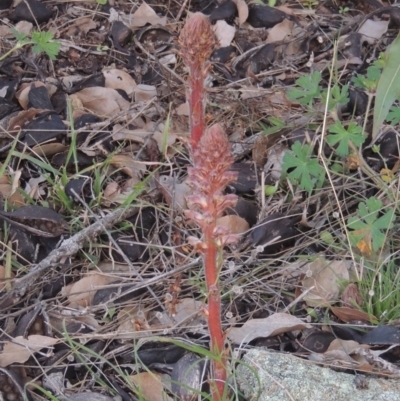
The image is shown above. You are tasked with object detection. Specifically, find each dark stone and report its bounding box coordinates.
[247,4,291,29]
[10,0,53,24]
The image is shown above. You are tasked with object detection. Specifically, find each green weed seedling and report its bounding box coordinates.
[0,29,60,61]
[326,120,365,157]
[347,196,395,255]
[287,71,322,108]
[385,100,400,126]
[288,71,349,113]
[282,141,324,193]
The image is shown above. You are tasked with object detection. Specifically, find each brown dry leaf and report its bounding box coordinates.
[227,312,312,344]
[0,25,13,39]
[131,372,172,401]
[0,335,58,367]
[327,339,369,354]
[0,265,14,291]
[130,2,167,27]
[172,298,206,325]
[16,82,57,110]
[301,258,350,307]
[32,143,68,157]
[266,19,294,44]
[69,87,131,117]
[331,307,375,323]
[102,178,142,206]
[113,121,176,153]
[232,0,249,25]
[14,20,33,36]
[213,20,235,47]
[8,108,43,133]
[134,84,157,102]
[62,273,116,307]
[103,69,137,96]
[0,174,24,207]
[158,176,190,210]
[175,102,189,116]
[109,154,146,178]
[66,17,97,36]
[216,215,249,235]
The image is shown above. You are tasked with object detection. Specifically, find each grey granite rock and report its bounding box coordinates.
[237,349,400,401]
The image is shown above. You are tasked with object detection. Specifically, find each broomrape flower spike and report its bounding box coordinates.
[178,13,217,151]
[186,125,238,401]
[180,13,239,399]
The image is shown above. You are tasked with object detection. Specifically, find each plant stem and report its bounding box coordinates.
[204,226,226,400]
[188,65,206,151]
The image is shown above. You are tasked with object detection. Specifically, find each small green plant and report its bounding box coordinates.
[287,71,322,107]
[259,116,285,135]
[347,196,395,256]
[282,141,324,193]
[288,72,348,112]
[352,57,384,93]
[326,120,365,157]
[321,83,349,111]
[338,6,350,14]
[386,102,400,125]
[0,28,60,62]
[358,259,400,323]
[96,0,107,4]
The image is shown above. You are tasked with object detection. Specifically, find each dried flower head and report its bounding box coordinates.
[178,12,217,67]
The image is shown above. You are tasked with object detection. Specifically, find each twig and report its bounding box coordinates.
[12,205,140,297]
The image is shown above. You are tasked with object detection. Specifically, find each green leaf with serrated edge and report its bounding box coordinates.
[11,27,27,42]
[31,31,60,60]
[386,105,400,125]
[321,84,349,111]
[326,121,365,157]
[282,141,323,192]
[287,71,322,106]
[347,197,394,252]
[373,33,400,139]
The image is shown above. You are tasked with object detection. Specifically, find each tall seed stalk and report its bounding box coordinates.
[178,13,239,400]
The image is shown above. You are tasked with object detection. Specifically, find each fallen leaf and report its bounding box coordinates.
[66,17,97,36]
[0,174,24,207]
[0,335,58,367]
[70,87,131,117]
[109,154,146,178]
[103,69,137,96]
[131,372,172,401]
[331,307,375,323]
[232,0,249,25]
[227,313,312,344]
[301,258,350,307]
[266,19,294,44]
[130,2,167,27]
[213,20,235,47]
[358,19,389,45]
[216,215,249,235]
[62,273,116,307]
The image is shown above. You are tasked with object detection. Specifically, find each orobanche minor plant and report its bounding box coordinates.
[178,13,239,401]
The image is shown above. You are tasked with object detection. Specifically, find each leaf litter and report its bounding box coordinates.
[1,0,400,400]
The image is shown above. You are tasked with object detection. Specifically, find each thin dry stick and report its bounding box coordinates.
[12,204,140,296]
